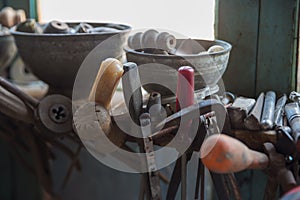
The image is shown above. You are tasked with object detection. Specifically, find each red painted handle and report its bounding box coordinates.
[176,66,194,111]
[176,66,194,144]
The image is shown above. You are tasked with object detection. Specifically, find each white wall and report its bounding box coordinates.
[39,0,215,39]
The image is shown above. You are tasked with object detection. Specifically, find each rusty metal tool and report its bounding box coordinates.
[227,97,256,129]
[140,113,162,200]
[201,134,269,173]
[156,99,230,133]
[285,102,300,153]
[194,158,204,200]
[122,62,152,199]
[260,91,276,130]
[176,66,194,200]
[162,123,207,199]
[166,66,195,200]
[274,94,287,127]
[244,92,265,131]
[165,100,230,200]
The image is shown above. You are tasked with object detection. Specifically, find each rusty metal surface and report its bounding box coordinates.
[140,113,162,200]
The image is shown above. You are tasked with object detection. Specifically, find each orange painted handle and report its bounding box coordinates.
[200,134,269,173]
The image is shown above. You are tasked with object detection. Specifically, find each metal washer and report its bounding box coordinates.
[36,94,73,135]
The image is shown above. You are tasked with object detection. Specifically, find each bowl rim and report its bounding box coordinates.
[124,39,232,58]
[10,21,132,37]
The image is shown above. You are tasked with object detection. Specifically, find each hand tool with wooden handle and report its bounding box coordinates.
[75,58,125,149]
[89,58,124,109]
[140,113,162,200]
[200,134,269,173]
[167,66,194,200]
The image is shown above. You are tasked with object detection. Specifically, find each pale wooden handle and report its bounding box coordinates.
[89,58,124,109]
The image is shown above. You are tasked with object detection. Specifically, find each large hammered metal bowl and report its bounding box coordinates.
[10,22,131,96]
[125,39,232,99]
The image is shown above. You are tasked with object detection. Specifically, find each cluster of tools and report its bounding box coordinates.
[225,91,300,154]
[15,19,122,34]
[198,91,300,199]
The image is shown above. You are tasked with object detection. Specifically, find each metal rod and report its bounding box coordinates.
[140,113,162,200]
[227,173,241,200]
[210,172,231,200]
[181,154,187,200]
[138,175,146,200]
[0,86,33,123]
[285,102,300,152]
[260,91,276,130]
[274,94,287,127]
[176,66,194,200]
[194,158,202,200]
[27,128,54,196]
[200,163,205,200]
[0,76,39,108]
[61,145,82,189]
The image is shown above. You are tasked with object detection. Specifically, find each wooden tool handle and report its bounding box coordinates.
[75,58,125,148]
[200,134,269,173]
[88,58,123,109]
[176,66,194,111]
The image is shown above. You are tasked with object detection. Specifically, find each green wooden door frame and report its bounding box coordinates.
[216,1,300,199]
[216,0,300,97]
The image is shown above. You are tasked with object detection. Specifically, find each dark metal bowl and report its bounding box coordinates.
[10,22,131,96]
[0,34,17,75]
[125,39,232,97]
